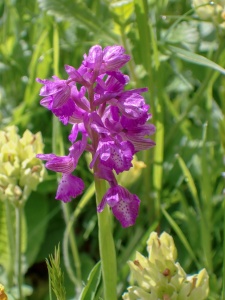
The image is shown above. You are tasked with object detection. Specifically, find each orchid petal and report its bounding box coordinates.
[98,185,140,227]
[56,174,85,202]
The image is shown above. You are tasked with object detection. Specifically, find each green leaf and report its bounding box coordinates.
[161,207,200,268]
[25,193,49,266]
[167,45,225,75]
[79,261,101,300]
[110,0,134,23]
[108,0,134,35]
[166,21,199,51]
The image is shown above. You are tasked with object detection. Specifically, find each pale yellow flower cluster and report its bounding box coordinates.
[0,126,46,203]
[193,0,225,30]
[123,232,209,300]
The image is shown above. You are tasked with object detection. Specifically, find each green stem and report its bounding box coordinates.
[201,124,213,272]
[152,94,164,223]
[5,200,15,288]
[48,267,53,300]
[94,177,117,300]
[15,203,24,300]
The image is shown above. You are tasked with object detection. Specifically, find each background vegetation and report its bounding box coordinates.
[0,0,225,299]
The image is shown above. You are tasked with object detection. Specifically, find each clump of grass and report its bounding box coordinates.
[46,244,66,300]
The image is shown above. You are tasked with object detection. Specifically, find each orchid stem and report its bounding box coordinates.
[94,176,117,300]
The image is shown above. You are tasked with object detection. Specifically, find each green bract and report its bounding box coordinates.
[0,126,46,202]
[123,232,209,300]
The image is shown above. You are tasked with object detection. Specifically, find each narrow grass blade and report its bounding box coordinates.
[176,154,201,214]
[162,207,200,268]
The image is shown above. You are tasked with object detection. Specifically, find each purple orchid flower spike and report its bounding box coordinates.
[36,44,155,227]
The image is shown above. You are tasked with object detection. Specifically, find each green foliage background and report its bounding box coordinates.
[1,0,225,299]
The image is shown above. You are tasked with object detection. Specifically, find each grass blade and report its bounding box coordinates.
[162,207,200,268]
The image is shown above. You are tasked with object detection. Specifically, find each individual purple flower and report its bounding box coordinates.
[94,71,129,105]
[36,44,155,227]
[97,184,140,228]
[70,86,90,112]
[94,163,140,227]
[101,45,130,72]
[37,135,87,173]
[83,45,130,74]
[102,106,156,152]
[83,45,103,72]
[120,123,156,152]
[113,93,150,124]
[90,136,135,174]
[64,64,89,87]
[37,76,71,109]
[56,174,85,203]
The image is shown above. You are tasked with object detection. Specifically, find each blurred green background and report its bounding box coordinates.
[1,0,225,299]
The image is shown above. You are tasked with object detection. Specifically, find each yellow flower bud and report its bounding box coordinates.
[147,231,177,263]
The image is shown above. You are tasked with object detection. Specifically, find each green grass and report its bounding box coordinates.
[1,0,225,299]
